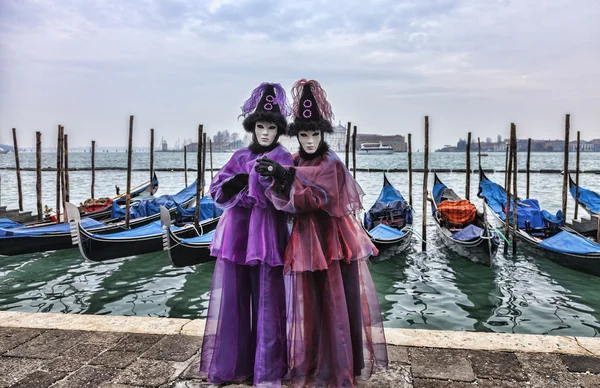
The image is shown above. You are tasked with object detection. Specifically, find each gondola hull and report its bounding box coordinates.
[76,218,219,262]
[165,228,215,267]
[432,219,497,266]
[369,228,413,261]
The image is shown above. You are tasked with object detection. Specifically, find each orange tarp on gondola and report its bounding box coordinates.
[438,199,476,225]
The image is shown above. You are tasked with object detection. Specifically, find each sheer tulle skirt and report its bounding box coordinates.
[286,260,388,387]
[200,258,287,387]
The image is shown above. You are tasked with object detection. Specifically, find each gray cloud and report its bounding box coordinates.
[1,0,599,150]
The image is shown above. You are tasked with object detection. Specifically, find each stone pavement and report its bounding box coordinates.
[1,312,600,387]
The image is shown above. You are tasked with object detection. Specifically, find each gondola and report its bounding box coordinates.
[0,181,197,257]
[68,197,220,262]
[160,206,216,267]
[430,173,499,266]
[569,175,600,216]
[363,174,413,257]
[478,171,600,276]
[79,172,159,221]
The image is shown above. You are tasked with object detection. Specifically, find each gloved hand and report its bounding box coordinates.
[255,157,288,180]
[221,173,249,198]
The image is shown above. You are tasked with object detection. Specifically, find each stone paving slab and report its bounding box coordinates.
[1,315,600,387]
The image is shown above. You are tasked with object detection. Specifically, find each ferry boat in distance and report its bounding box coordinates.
[0,147,8,154]
[359,142,395,154]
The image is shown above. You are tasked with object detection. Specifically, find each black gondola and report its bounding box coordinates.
[478,171,600,276]
[69,203,219,262]
[80,172,160,221]
[363,174,413,257]
[0,182,197,257]
[159,206,216,267]
[430,173,499,266]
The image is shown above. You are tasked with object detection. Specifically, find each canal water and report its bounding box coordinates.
[0,150,599,337]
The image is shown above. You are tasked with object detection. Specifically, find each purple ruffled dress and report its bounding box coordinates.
[199,144,293,387]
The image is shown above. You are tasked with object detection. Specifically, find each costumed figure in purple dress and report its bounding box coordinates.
[200,82,293,387]
[256,79,388,387]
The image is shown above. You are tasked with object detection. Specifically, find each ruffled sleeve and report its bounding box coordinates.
[267,152,364,217]
[210,149,254,210]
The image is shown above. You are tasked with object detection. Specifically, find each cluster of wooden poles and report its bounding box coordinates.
[8,114,599,242]
[9,117,215,229]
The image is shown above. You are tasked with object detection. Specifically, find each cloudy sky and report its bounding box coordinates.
[1,0,599,150]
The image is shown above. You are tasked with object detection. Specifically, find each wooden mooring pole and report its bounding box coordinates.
[466,132,471,200]
[408,133,413,206]
[352,125,357,179]
[60,127,67,217]
[202,132,207,197]
[477,137,481,174]
[345,122,351,168]
[526,138,531,198]
[36,131,42,220]
[511,123,518,255]
[574,131,581,220]
[194,125,204,230]
[422,116,429,252]
[11,128,23,211]
[125,116,134,229]
[91,141,96,198]
[562,114,570,221]
[503,137,512,255]
[150,128,155,192]
[210,139,214,181]
[63,133,70,203]
[183,143,188,187]
[55,125,62,223]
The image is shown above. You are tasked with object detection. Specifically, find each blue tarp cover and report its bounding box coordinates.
[180,229,215,244]
[177,195,223,220]
[0,218,23,230]
[1,218,105,238]
[365,179,411,230]
[368,224,405,240]
[451,224,484,242]
[480,178,563,228]
[539,231,600,255]
[111,181,198,220]
[570,184,600,214]
[433,183,446,205]
[90,220,181,239]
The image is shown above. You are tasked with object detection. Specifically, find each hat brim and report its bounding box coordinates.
[287,119,333,137]
[242,112,287,136]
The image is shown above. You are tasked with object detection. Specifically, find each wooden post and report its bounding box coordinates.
[183,143,188,187]
[125,116,134,228]
[55,125,62,223]
[408,133,413,206]
[201,132,207,197]
[574,131,581,220]
[150,128,155,192]
[210,139,214,181]
[36,131,42,220]
[597,214,600,244]
[345,121,351,168]
[504,141,510,190]
[503,134,513,255]
[511,123,518,254]
[466,132,471,200]
[91,140,96,198]
[562,114,570,221]
[526,138,531,198]
[422,116,429,252]
[352,125,357,179]
[194,125,204,229]
[11,128,23,211]
[63,133,70,203]
[477,137,481,174]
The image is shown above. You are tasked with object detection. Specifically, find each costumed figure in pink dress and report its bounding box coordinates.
[256,79,388,387]
[200,82,293,387]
